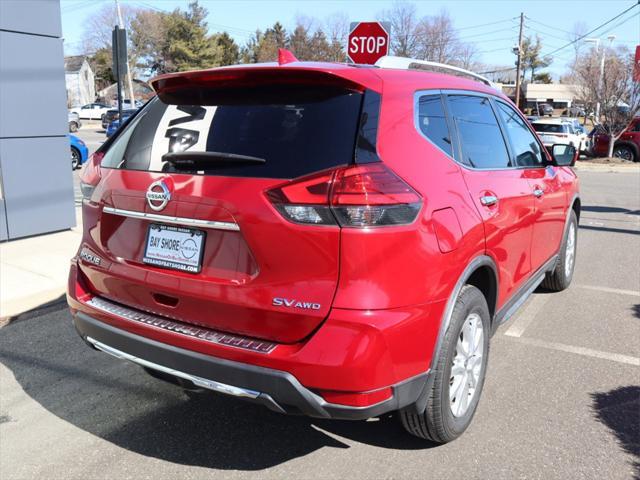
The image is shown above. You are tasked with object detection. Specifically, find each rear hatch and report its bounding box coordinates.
[80,69,371,343]
[532,122,570,145]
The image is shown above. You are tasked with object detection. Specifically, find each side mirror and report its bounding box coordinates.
[551,144,577,167]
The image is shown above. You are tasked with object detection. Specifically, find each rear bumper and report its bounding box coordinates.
[73,311,428,420]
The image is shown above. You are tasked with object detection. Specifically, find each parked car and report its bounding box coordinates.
[560,118,590,153]
[531,119,585,151]
[533,103,554,117]
[69,134,88,170]
[102,108,138,130]
[70,52,580,443]
[564,105,586,117]
[590,117,640,162]
[68,111,82,132]
[111,99,144,109]
[70,103,111,120]
[105,111,136,137]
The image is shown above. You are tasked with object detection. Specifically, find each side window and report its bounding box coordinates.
[496,101,544,167]
[417,94,453,156]
[447,95,510,169]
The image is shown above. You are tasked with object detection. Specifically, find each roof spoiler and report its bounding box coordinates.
[150,64,367,104]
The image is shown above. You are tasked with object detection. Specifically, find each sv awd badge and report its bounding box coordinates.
[272,298,321,310]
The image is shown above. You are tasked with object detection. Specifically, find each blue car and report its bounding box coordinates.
[106,111,135,138]
[70,134,88,170]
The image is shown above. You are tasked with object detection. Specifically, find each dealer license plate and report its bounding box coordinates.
[143,224,206,273]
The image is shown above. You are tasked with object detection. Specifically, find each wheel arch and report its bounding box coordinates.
[571,195,581,222]
[614,141,639,160]
[409,254,498,415]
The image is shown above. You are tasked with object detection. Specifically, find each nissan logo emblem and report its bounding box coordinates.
[146,180,171,211]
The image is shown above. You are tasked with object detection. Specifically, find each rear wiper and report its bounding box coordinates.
[161,151,266,169]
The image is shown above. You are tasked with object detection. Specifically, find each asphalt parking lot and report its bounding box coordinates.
[2,129,639,479]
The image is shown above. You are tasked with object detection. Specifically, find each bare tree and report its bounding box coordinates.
[378,1,419,57]
[82,4,139,53]
[324,12,349,61]
[569,21,588,64]
[574,46,640,157]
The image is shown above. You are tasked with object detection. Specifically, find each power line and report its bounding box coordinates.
[524,17,575,36]
[540,2,639,56]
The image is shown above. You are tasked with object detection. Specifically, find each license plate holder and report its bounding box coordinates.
[143,223,206,274]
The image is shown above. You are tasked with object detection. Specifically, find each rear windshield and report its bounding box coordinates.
[101,86,363,179]
[532,123,568,133]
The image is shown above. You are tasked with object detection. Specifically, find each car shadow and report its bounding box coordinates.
[0,304,435,471]
[590,386,640,480]
[582,205,640,216]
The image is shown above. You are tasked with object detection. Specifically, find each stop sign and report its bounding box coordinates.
[347,22,390,64]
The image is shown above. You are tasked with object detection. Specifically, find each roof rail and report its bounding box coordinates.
[374,56,496,88]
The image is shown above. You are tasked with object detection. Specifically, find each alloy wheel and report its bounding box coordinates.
[449,313,484,417]
[565,222,576,277]
[71,149,80,169]
[613,147,633,161]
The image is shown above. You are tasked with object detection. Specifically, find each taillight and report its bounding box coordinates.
[266,169,337,225]
[79,152,103,202]
[266,164,422,228]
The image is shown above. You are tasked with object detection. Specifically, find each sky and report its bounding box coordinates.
[60,0,640,78]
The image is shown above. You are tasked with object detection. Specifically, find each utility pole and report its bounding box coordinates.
[585,35,616,123]
[514,12,525,109]
[115,0,135,106]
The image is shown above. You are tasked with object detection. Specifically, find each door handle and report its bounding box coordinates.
[480,195,498,206]
[533,188,544,198]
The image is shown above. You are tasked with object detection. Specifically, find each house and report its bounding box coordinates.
[523,83,582,113]
[64,55,95,107]
[497,83,585,114]
[97,79,155,105]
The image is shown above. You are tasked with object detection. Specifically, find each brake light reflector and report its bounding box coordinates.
[79,152,104,202]
[266,164,421,227]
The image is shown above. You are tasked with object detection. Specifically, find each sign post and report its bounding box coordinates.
[112,26,128,121]
[347,22,390,65]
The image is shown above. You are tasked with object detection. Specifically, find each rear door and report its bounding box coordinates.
[82,84,364,343]
[446,93,536,307]
[494,100,566,271]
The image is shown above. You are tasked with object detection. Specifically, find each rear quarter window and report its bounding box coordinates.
[416,94,453,156]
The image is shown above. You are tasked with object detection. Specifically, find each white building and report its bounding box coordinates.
[64,55,95,107]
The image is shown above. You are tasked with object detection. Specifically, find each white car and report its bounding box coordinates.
[561,118,590,153]
[531,119,585,151]
[70,103,111,120]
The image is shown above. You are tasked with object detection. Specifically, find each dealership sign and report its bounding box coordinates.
[634,45,640,82]
[347,22,390,64]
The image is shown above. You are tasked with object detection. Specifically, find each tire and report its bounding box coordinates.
[69,121,78,133]
[541,210,577,291]
[613,144,637,162]
[400,285,490,443]
[70,146,80,170]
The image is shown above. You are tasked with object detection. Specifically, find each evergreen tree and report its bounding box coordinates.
[255,22,288,62]
[164,1,222,71]
[520,35,552,82]
[214,31,240,66]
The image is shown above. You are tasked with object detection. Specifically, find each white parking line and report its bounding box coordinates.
[504,294,550,338]
[507,336,640,366]
[575,284,640,297]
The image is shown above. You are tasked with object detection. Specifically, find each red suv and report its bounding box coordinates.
[590,117,640,162]
[68,52,580,443]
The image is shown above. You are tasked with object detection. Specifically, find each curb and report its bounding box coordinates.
[0,287,67,324]
[574,164,640,173]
